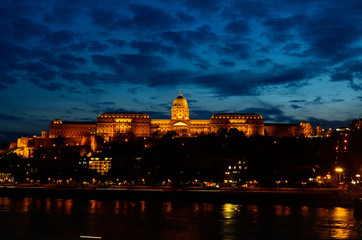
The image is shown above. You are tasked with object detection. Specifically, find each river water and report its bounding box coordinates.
[0,197,361,240]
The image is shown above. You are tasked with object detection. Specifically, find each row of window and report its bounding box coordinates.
[99,114,149,119]
[213,115,261,120]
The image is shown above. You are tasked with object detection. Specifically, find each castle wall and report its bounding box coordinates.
[49,120,96,138]
[43,94,313,149]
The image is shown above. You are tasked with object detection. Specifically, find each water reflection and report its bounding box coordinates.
[330,207,354,239]
[274,205,291,216]
[64,199,73,215]
[162,201,172,213]
[23,197,32,212]
[222,203,239,219]
[0,197,360,240]
[0,197,11,212]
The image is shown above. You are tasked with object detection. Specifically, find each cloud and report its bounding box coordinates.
[224,20,251,35]
[0,113,23,121]
[67,87,82,94]
[240,107,296,123]
[330,60,362,91]
[290,104,302,109]
[298,6,362,62]
[225,1,270,19]
[193,58,212,70]
[219,59,235,67]
[21,61,59,83]
[290,100,306,103]
[40,82,65,91]
[130,41,175,55]
[43,1,84,24]
[263,67,307,85]
[159,25,217,51]
[106,39,126,48]
[176,11,195,23]
[0,73,17,89]
[313,96,322,103]
[72,107,85,111]
[91,54,119,68]
[61,72,121,86]
[262,15,303,43]
[0,17,50,42]
[254,58,271,67]
[90,7,120,29]
[89,88,107,94]
[120,4,177,31]
[0,39,32,69]
[190,109,215,119]
[118,54,166,69]
[38,53,88,71]
[183,0,223,14]
[145,111,169,119]
[281,43,302,53]
[148,70,192,87]
[88,41,109,52]
[213,43,250,59]
[97,102,116,106]
[40,30,78,46]
[307,117,352,129]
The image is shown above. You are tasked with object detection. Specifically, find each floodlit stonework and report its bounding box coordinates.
[13,92,314,158]
[49,92,270,140]
[48,92,313,140]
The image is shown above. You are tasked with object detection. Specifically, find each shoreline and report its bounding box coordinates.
[1,185,361,207]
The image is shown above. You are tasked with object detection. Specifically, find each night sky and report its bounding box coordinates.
[1,0,362,143]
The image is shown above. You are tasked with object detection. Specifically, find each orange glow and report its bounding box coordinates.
[335,167,343,173]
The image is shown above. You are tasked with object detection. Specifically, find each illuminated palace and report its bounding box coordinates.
[49,92,313,140]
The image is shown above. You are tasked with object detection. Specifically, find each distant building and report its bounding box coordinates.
[14,92,314,158]
[49,120,96,138]
[48,92,301,140]
[351,119,362,130]
[264,122,314,138]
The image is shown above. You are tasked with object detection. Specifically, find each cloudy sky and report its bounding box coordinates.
[1,0,362,143]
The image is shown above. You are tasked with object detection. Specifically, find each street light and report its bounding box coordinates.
[335,167,344,185]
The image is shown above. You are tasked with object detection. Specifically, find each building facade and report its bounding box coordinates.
[48,92,313,140]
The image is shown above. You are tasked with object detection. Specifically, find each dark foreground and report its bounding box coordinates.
[1,185,361,207]
[1,196,362,240]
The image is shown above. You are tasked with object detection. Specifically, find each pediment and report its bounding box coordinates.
[174,121,187,126]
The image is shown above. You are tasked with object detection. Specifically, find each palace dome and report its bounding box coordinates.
[173,93,188,107]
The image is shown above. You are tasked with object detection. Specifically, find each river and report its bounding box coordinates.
[0,197,361,239]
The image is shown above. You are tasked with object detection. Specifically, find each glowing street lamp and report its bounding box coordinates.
[335,167,344,184]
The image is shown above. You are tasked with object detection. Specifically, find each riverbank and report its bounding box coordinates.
[1,184,361,207]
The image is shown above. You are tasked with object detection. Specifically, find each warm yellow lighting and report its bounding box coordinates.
[356,174,360,178]
[335,167,343,173]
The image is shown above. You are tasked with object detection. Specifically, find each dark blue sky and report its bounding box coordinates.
[1,0,362,143]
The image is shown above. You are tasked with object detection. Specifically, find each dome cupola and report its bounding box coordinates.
[171,90,189,120]
[173,91,188,107]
